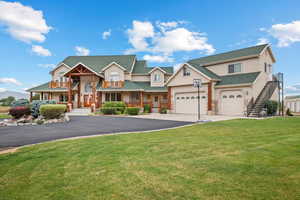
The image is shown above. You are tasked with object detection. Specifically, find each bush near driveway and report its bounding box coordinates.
[31,100,56,118]
[100,107,118,115]
[143,104,151,113]
[40,104,66,119]
[101,101,127,115]
[264,100,278,115]
[9,106,31,119]
[126,107,140,115]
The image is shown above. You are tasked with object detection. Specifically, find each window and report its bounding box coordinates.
[264,63,267,72]
[191,96,195,99]
[130,92,140,103]
[228,63,242,73]
[153,73,161,82]
[105,93,121,101]
[177,97,180,100]
[237,95,242,98]
[202,96,206,99]
[181,97,185,99]
[59,94,68,102]
[109,72,120,81]
[229,95,235,98]
[186,96,190,99]
[85,82,92,92]
[268,64,272,73]
[223,95,227,99]
[183,67,191,76]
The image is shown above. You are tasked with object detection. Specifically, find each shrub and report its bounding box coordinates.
[264,100,278,115]
[286,108,293,116]
[143,104,151,113]
[11,99,29,107]
[31,100,56,118]
[0,96,15,106]
[102,101,126,114]
[40,104,66,119]
[36,119,44,125]
[100,107,117,115]
[160,107,168,114]
[126,107,140,115]
[9,106,31,119]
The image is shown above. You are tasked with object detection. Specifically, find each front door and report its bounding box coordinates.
[152,96,160,112]
[84,95,91,107]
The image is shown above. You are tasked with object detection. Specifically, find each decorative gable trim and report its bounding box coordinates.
[50,63,71,75]
[101,61,127,72]
[148,67,167,74]
[165,63,212,86]
[62,62,103,77]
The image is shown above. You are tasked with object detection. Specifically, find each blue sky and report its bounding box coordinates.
[0,0,300,95]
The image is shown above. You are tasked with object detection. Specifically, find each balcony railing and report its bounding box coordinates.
[49,81,68,88]
[102,81,124,88]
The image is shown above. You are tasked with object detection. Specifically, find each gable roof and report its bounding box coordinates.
[62,55,136,73]
[187,62,220,80]
[286,95,300,99]
[215,72,261,86]
[188,44,269,66]
[131,60,173,74]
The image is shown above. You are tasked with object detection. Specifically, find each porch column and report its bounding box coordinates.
[208,81,213,113]
[29,92,33,102]
[98,91,102,108]
[41,92,44,100]
[91,75,96,112]
[167,87,171,110]
[67,75,72,111]
[140,91,144,108]
[77,79,81,108]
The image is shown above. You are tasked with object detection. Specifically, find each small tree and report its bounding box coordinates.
[264,100,278,116]
[0,96,15,106]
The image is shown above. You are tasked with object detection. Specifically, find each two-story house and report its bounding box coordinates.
[166,44,278,116]
[27,55,173,112]
[27,44,279,116]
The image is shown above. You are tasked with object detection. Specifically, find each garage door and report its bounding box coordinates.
[175,92,207,114]
[220,91,244,116]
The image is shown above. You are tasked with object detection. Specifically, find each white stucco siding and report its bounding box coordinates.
[52,65,70,81]
[205,57,260,76]
[285,98,300,112]
[104,64,125,81]
[168,64,210,87]
[151,69,165,87]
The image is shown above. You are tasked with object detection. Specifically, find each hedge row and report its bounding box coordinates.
[40,104,67,119]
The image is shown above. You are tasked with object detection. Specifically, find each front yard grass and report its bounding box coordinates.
[0,113,11,119]
[0,117,300,199]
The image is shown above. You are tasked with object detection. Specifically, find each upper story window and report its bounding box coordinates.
[183,67,191,76]
[228,63,242,73]
[153,73,161,82]
[109,72,120,81]
[264,63,272,73]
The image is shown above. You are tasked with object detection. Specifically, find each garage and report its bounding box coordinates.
[220,91,244,115]
[175,92,207,114]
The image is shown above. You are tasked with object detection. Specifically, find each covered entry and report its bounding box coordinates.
[220,90,244,115]
[175,92,207,114]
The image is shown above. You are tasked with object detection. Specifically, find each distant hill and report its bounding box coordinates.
[0,91,29,100]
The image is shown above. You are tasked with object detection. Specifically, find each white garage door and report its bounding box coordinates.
[175,92,207,114]
[220,91,244,116]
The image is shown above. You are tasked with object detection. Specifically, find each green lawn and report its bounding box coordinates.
[0,113,11,119]
[0,118,300,200]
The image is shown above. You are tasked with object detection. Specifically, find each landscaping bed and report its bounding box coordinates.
[0,117,299,199]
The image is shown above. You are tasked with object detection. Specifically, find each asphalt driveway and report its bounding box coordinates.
[0,116,192,148]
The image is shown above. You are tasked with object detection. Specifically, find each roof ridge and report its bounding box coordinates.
[66,54,136,58]
[188,44,269,63]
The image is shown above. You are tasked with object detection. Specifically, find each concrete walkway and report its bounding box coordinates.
[129,113,240,122]
[67,108,91,116]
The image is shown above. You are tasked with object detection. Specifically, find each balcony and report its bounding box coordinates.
[49,81,68,88]
[102,81,124,88]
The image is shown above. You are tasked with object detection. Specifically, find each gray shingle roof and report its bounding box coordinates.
[188,44,268,66]
[216,72,260,86]
[286,95,300,99]
[62,55,136,72]
[187,62,220,80]
[131,60,173,74]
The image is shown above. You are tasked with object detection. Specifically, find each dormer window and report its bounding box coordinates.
[153,73,161,82]
[109,72,120,81]
[228,63,242,73]
[183,67,190,76]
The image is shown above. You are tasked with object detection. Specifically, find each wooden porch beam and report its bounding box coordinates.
[208,81,212,111]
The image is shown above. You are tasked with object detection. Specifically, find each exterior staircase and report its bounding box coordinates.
[247,80,278,117]
[67,108,91,116]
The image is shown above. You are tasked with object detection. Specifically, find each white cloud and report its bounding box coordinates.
[264,20,300,47]
[143,54,173,63]
[0,1,51,43]
[125,20,215,61]
[75,46,90,56]
[0,88,7,92]
[0,78,22,86]
[102,29,111,39]
[38,64,55,68]
[285,83,300,95]
[126,20,155,53]
[31,45,51,56]
[256,38,269,45]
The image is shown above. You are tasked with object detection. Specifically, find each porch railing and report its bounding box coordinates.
[49,81,68,88]
[102,81,125,88]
